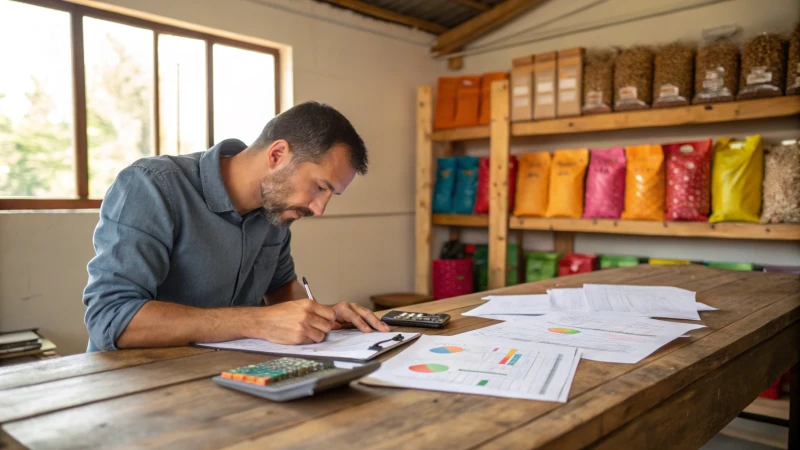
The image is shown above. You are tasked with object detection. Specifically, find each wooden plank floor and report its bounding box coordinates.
[0,265,797,450]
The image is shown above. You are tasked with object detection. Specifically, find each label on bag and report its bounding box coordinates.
[513,97,529,107]
[513,86,529,96]
[658,84,680,98]
[536,94,554,105]
[586,90,603,105]
[559,90,577,102]
[746,66,772,85]
[537,81,554,93]
[619,86,638,100]
[702,68,724,90]
[559,78,577,90]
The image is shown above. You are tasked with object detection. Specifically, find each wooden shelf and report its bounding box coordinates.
[430,125,490,142]
[509,217,800,240]
[428,97,800,142]
[433,214,489,227]
[743,397,790,421]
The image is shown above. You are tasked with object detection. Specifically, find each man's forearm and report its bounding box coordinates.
[264,279,308,305]
[115,300,254,349]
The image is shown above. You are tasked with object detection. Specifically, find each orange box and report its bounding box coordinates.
[452,76,482,127]
[511,55,535,122]
[479,72,509,125]
[434,77,460,129]
[534,51,558,120]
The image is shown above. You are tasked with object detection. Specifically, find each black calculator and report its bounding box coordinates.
[381,311,451,328]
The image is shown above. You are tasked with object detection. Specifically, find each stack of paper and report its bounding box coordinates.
[461,312,704,364]
[363,334,581,402]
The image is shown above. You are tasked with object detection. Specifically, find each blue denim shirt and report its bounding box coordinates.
[83,139,296,352]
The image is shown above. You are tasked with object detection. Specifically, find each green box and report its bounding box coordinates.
[707,261,754,271]
[525,251,561,282]
[599,254,641,269]
[473,244,519,290]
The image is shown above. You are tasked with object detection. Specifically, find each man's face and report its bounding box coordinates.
[259,144,356,227]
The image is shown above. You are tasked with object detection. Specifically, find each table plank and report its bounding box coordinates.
[0,429,24,450]
[216,267,787,449]
[588,321,800,450]
[0,350,269,423]
[0,347,212,391]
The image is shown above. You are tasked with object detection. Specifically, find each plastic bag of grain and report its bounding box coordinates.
[452,156,480,214]
[664,139,712,221]
[545,149,589,218]
[761,139,800,224]
[653,42,695,108]
[583,147,626,219]
[614,47,653,111]
[786,24,800,95]
[621,145,665,221]
[583,50,616,114]
[709,135,764,223]
[513,152,551,217]
[433,157,457,213]
[738,33,787,99]
[693,40,739,104]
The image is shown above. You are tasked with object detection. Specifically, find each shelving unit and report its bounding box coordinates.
[415,81,800,295]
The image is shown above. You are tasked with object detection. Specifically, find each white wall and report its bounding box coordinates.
[0,0,440,355]
[437,0,800,267]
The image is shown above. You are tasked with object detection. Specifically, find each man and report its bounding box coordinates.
[83,102,390,352]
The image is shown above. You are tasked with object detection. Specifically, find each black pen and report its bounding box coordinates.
[302,277,318,303]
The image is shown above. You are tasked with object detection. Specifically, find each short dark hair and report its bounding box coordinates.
[253,102,368,175]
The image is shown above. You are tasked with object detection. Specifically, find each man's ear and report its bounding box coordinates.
[266,140,291,168]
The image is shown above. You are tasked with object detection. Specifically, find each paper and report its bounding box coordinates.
[696,302,717,311]
[462,313,700,364]
[196,330,420,361]
[548,288,590,311]
[465,294,552,317]
[583,284,700,320]
[363,335,579,402]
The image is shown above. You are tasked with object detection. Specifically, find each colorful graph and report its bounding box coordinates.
[499,349,517,365]
[409,363,449,373]
[430,346,464,354]
[477,380,489,386]
[548,327,581,334]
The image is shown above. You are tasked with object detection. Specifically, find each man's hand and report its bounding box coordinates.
[332,302,391,333]
[247,299,338,344]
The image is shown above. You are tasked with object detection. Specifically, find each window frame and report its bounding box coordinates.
[0,0,281,210]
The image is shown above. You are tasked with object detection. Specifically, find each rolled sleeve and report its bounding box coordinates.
[266,229,296,293]
[83,165,175,351]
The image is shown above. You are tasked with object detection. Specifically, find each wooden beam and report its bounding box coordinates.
[433,0,548,56]
[451,0,490,12]
[322,0,447,35]
[487,79,510,290]
[415,86,434,295]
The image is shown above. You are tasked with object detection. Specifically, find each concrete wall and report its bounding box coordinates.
[0,0,440,355]
[436,0,800,267]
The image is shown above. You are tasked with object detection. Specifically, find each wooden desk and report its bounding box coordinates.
[1,265,797,449]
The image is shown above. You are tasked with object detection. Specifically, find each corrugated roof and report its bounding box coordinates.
[316,0,508,32]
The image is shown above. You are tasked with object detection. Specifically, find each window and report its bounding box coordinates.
[0,0,280,209]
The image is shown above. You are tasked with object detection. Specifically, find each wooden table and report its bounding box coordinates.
[1,265,798,450]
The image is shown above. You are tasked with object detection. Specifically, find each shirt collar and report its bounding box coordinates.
[200,139,248,213]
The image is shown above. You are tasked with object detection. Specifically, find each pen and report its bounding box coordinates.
[302,277,317,302]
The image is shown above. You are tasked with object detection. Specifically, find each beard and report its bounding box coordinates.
[259,165,314,227]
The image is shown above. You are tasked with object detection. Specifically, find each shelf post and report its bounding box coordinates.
[414,86,434,295]
[488,79,510,290]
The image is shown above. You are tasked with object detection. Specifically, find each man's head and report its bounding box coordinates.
[250,102,367,227]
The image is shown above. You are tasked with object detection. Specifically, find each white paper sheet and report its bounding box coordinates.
[464,294,552,317]
[583,284,700,320]
[547,288,590,311]
[363,335,579,402]
[695,302,718,311]
[196,329,420,361]
[461,313,695,364]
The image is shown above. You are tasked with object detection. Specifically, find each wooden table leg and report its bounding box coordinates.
[790,362,799,449]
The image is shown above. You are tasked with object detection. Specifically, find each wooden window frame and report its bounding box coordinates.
[0,0,281,210]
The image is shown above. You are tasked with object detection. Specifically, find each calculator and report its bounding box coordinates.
[381,310,451,328]
[213,357,380,402]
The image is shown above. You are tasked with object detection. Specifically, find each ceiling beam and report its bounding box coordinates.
[322,0,448,35]
[450,0,491,12]
[433,0,549,56]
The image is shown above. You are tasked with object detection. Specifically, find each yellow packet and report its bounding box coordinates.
[709,135,763,223]
[513,152,551,217]
[621,145,665,221]
[545,149,589,218]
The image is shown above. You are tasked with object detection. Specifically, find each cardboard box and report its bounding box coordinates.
[557,47,584,117]
[534,51,557,120]
[510,55,535,122]
[452,76,482,127]
[478,72,509,125]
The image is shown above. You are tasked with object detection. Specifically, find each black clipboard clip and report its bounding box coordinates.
[368,334,405,351]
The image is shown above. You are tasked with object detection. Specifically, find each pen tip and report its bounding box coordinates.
[302,277,308,284]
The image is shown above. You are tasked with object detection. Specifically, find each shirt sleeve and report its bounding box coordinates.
[83,165,175,351]
[266,229,297,294]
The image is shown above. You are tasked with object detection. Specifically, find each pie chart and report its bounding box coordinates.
[409,363,449,373]
[548,327,581,334]
[429,346,463,354]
